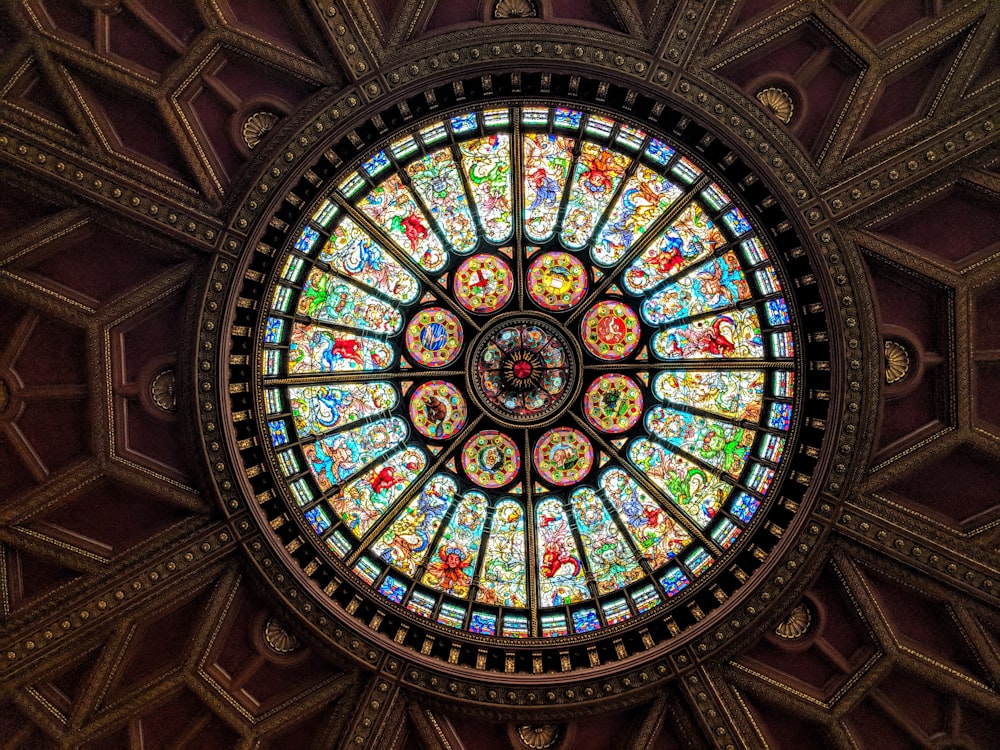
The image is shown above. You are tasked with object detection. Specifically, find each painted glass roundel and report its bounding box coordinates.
[258,106,801,641]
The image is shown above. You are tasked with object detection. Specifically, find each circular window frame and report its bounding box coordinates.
[197,70,863,713]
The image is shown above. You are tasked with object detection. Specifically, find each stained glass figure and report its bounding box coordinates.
[371,474,457,574]
[581,300,640,360]
[422,490,488,598]
[651,308,763,360]
[597,468,691,568]
[460,135,513,243]
[536,497,590,606]
[523,134,573,241]
[288,325,394,373]
[644,408,755,479]
[302,417,408,491]
[461,431,520,488]
[627,439,728,527]
[289,383,398,438]
[651,370,764,422]
[453,254,514,313]
[258,104,801,642]
[297,269,403,334]
[358,174,448,272]
[561,142,631,248]
[330,446,427,536]
[639,252,751,326]
[572,487,644,593]
[533,428,594,486]
[319,217,420,304]
[593,165,683,265]
[622,203,725,295]
[526,251,588,310]
[477,499,527,607]
[405,308,463,367]
[408,381,467,439]
[583,374,643,433]
[407,149,477,253]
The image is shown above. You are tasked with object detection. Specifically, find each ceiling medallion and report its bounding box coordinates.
[884,339,911,384]
[263,616,301,654]
[201,73,854,708]
[755,87,795,125]
[242,111,279,150]
[494,0,538,19]
[774,602,812,640]
[150,368,177,412]
[516,724,561,749]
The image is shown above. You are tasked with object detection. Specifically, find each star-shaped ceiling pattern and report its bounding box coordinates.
[0,0,999,748]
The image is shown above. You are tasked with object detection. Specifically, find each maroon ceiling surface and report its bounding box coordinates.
[1,1,999,748]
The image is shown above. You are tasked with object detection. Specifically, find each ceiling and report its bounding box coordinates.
[0,0,999,748]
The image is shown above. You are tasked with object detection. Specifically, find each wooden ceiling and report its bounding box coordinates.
[0,0,998,747]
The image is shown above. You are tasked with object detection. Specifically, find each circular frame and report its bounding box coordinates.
[195,63,871,715]
[466,311,584,427]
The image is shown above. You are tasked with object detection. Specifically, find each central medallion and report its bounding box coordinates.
[468,314,581,425]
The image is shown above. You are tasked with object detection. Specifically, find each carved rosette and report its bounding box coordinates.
[774,603,813,640]
[884,339,911,385]
[242,111,279,150]
[755,86,795,124]
[494,0,537,19]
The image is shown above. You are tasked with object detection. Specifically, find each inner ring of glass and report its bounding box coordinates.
[467,314,581,425]
[257,105,799,640]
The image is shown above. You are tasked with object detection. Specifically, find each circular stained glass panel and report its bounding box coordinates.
[533,427,594,486]
[453,253,515,313]
[468,315,580,425]
[583,373,644,433]
[527,251,588,310]
[580,300,640,360]
[461,430,520,488]
[252,104,808,644]
[408,380,467,440]
[405,307,463,367]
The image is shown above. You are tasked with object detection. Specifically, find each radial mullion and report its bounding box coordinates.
[400,494,465,610]
[465,500,498,622]
[565,177,711,326]
[575,141,645,259]
[331,193,481,332]
[285,312,401,340]
[628,236,745,301]
[653,399,763,433]
[652,298,773,333]
[523,428,540,636]
[396,159,463,266]
[512,115,526,311]
[345,414,484,564]
[593,488,660,582]
[567,412,722,556]
[264,370,467,386]
[583,360,786,371]
[550,129,585,241]
[560,494,605,617]
[276,402,399,455]
[309,256,416,309]
[450,142,488,243]
[645,428,738,488]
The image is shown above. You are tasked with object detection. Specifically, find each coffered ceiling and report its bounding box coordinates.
[1,1,999,748]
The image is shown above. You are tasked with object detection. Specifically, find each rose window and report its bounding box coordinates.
[256,105,800,641]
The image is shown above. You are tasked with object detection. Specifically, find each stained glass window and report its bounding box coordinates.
[258,106,799,639]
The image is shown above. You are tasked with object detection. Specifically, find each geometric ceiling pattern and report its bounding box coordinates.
[0,0,998,747]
